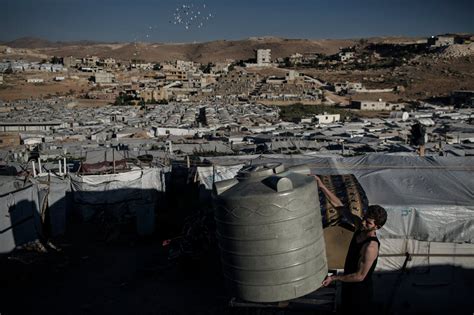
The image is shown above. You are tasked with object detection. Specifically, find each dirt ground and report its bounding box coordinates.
[0,192,330,315]
[300,55,474,102]
[0,223,231,315]
[0,73,91,101]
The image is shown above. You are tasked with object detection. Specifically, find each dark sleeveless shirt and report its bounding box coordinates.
[343,230,380,283]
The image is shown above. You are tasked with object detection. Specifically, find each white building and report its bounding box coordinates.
[315,113,341,124]
[176,60,194,71]
[256,49,271,66]
[130,63,153,70]
[26,78,44,83]
[93,72,115,84]
[100,58,116,68]
[352,100,405,111]
[333,81,363,93]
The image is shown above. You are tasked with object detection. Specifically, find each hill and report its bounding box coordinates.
[16,37,357,63]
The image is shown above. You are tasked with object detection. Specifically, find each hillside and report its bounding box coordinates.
[4,37,357,63]
[1,35,472,102]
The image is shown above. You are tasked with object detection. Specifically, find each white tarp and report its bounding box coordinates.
[200,154,474,270]
[69,167,167,236]
[70,168,166,205]
[32,174,71,237]
[47,175,70,237]
[196,164,245,190]
[0,178,42,253]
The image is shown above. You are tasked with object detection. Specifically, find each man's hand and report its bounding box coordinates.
[310,174,344,208]
[321,275,335,287]
[309,174,323,186]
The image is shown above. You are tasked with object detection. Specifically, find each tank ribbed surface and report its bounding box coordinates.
[213,165,327,302]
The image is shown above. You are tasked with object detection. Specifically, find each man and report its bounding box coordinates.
[314,176,387,314]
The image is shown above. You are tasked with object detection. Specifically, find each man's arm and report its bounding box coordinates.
[312,175,343,208]
[322,241,378,286]
[312,175,362,228]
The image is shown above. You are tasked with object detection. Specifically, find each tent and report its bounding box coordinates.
[199,153,474,271]
[0,176,43,253]
[69,167,168,236]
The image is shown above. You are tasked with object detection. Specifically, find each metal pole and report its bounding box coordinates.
[32,160,37,177]
[113,148,116,174]
[38,157,42,176]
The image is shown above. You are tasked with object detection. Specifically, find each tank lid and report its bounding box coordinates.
[237,163,285,179]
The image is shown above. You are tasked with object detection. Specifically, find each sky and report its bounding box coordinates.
[1,0,473,43]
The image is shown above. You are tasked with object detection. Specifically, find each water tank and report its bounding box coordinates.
[389,111,409,121]
[212,164,327,302]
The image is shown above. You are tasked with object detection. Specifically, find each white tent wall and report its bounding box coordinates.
[32,174,71,238]
[0,181,43,254]
[47,175,71,237]
[69,168,167,236]
[200,154,474,271]
[196,164,245,190]
[378,238,474,270]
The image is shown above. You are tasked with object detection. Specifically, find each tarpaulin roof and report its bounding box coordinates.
[200,154,474,243]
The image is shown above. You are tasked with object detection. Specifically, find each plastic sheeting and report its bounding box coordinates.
[196,164,245,190]
[69,168,168,236]
[200,154,474,245]
[0,179,42,253]
[70,168,166,205]
[44,175,70,237]
[377,238,474,271]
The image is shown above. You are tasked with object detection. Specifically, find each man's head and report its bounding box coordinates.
[362,205,387,231]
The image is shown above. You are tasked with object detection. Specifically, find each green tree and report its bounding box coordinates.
[51,56,63,64]
[283,57,293,68]
[200,62,214,74]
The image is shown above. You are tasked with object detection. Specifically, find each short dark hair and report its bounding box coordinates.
[367,205,387,228]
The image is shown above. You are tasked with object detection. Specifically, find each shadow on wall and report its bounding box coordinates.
[0,198,42,254]
[65,188,169,241]
[372,264,474,314]
[1,187,172,254]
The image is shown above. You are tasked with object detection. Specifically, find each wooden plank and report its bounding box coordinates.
[229,286,337,311]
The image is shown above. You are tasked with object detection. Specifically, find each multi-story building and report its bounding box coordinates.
[256,49,271,66]
[176,60,195,72]
[93,72,115,84]
[352,100,405,111]
[332,81,363,93]
[83,56,100,67]
[100,58,117,68]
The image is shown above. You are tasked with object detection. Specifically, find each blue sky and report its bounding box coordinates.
[1,0,473,43]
